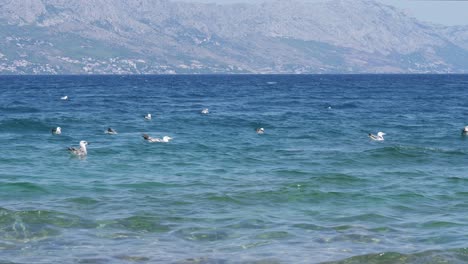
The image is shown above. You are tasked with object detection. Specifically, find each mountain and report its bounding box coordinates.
[0,0,467,74]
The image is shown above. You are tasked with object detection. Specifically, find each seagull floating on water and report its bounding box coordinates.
[105,127,117,135]
[143,134,172,143]
[145,113,152,120]
[201,108,209,114]
[256,128,265,134]
[51,127,61,135]
[462,126,468,136]
[61,96,68,100]
[67,140,89,156]
[369,132,385,141]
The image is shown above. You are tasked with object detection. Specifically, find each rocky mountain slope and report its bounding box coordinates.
[0,0,467,74]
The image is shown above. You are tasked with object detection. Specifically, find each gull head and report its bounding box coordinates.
[53,127,62,134]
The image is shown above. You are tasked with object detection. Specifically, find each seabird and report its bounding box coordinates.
[51,127,61,135]
[462,126,468,136]
[143,134,172,143]
[201,108,209,114]
[256,128,265,134]
[105,127,117,135]
[61,96,68,100]
[145,113,152,120]
[369,132,385,141]
[67,140,89,156]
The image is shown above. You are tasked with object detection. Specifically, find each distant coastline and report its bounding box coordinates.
[0,0,467,74]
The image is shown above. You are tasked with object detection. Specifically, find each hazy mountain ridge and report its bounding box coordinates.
[0,0,467,74]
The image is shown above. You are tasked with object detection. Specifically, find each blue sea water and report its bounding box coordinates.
[0,74,468,263]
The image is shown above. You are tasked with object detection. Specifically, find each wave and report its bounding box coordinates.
[0,207,93,242]
[0,182,49,194]
[313,173,368,184]
[0,118,50,134]
[335,213,400,223]
[224,187,364,206]
[273,169,311,176]
[0,211,174,236]
[0,103,41,114]
[174,226,231,241]
[114,255,150,262]
[65,197,100,205]
[226,218,268,229]
[100,215,170,233]
[206,193,243,204]
[365,145,466,159]
[274,149,307,155]
[321,248,468,264]
[116,181,180,189]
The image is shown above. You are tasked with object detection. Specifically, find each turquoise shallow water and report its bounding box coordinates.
[0,75,468,263]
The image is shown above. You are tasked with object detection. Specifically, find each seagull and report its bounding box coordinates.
[61,96,68,100]
[145,113,152,120]
[256,128,265,134]
[67,140,89,156]
[143,134,172,143]
[51,127,61,135]
[105,127,117,135]
[201,108,209,114]
[369,132,385,141]
[462,126,468,136]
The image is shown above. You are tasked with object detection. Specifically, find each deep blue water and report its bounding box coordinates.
[1,75,468,263]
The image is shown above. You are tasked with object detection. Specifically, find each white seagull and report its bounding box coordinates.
[462,126,468,136]
[201,108,209,114]
[143,134,172,143]
[369,132,385,141]
[145,113,152,120]
[256,128,265,134]
[51,127,61,135]
[67,140,89,156]
[61,96,68,100]
[105,127,118,135]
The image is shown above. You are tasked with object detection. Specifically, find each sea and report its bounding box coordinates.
[0,74,467,264]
